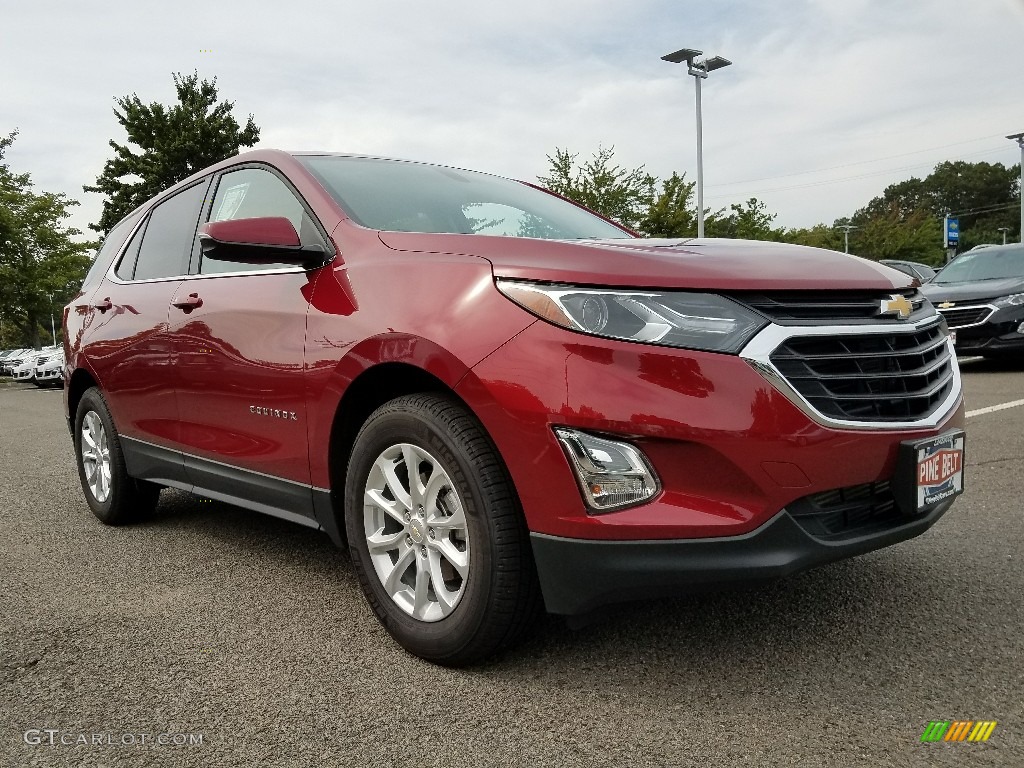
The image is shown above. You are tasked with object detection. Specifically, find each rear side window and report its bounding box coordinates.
[125,181,209,281]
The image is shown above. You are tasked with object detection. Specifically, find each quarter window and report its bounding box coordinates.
[87,211,141,286]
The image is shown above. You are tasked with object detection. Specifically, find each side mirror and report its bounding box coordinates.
[198,217,327,266]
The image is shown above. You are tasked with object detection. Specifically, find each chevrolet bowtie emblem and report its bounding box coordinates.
[938,301,956,309]
[879,294,913,320]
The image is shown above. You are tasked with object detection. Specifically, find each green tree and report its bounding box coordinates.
[639,172,697,237]
[856,177,930,221]
[926,160,1019,230]
[853,160,1020,252]
[538,147,781,240]
[851,207,943,264]
[84,71,260,234]
[705,197,777,240]
[776,223,844,251]
[538,146,656,231]
[0,132,94,348]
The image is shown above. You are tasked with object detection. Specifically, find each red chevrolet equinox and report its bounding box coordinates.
[64,150,966,665]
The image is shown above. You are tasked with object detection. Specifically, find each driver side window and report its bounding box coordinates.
[200,167,325,275]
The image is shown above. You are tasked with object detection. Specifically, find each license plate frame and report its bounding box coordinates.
[891,430,966,516]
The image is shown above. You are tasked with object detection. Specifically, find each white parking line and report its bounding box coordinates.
[966,399,1024,418]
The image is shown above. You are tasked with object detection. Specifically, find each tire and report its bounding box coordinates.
[74,387,161,525]
[344,393,540,666]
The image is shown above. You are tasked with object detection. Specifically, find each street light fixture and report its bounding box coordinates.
[1008,132,1024,243]
[836,224,857,254]
[662,47,732,238]
[46,292,56,346]
[998,226,1010,245]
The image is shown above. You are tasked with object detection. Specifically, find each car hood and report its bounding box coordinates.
[377,233,913,291]
[921,276,1024,303]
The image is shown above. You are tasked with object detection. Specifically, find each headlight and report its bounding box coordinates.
[994,293,1024,308]
[496,280,767,353]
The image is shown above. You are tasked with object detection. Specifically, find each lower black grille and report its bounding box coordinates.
[789,481,901,541]
[770,321,953,422]
[937,306,992,328]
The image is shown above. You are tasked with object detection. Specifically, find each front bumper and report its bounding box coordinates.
[946,304,1024,356]
[532,494,956,615]
[461,317,964,542]
[35,367,62,382]
[954,326,1024,356]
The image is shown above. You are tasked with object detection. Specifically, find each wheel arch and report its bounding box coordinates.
[320,360,519,549]
[325,363,455,529]
[66,367,100,432]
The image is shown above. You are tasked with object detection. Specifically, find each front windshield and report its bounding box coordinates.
[298,155,632,240]
[934,246,1024,283]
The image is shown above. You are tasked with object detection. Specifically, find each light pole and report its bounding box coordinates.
[1008,132,1024,243]
[998,226,1010,245]
[662,47,732,238]
[47,293,56,346]
[836,224,857,253]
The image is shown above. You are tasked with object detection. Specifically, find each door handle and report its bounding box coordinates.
[172,293,203,311]
[92,297,112,313]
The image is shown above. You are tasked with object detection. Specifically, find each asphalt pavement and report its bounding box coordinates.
[1,362,1022,767]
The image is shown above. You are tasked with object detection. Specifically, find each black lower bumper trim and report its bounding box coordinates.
[530,499,955,616]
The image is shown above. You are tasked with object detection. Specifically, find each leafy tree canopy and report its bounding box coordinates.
[538,146,657,232]
[541,145,1019,263]
[775,223,844,251]
[539,147,712,237]
[638,172,697,238]
[853,160,1020,254]
[705,197,777,240]
[84,71,260,234]
[855,207,943,263]
[1,131,94,348]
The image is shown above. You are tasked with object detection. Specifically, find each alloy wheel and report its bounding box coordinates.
[80,411,112,503]
[362,443,471,622]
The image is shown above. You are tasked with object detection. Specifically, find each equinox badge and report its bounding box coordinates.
[249,405,298,421]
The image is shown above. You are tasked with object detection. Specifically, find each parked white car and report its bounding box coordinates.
[34,349,65,387]
[12,355,40,382]
[1,348,33,375]
[10,347,58,383]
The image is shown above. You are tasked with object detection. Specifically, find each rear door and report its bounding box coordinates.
[168,165,331,520]
[81,179,210,486]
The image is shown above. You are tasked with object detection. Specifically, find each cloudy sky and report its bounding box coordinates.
[3,0,1023,237]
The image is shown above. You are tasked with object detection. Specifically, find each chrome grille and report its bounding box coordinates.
[737,289,926,323]
[769,321,954,422]
[937,305,992,329]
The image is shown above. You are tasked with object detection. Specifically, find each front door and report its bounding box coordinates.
[168,165,330,520]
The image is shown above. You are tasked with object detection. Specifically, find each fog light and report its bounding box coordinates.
[554,428,659,512]
[1017,321,1024,334]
